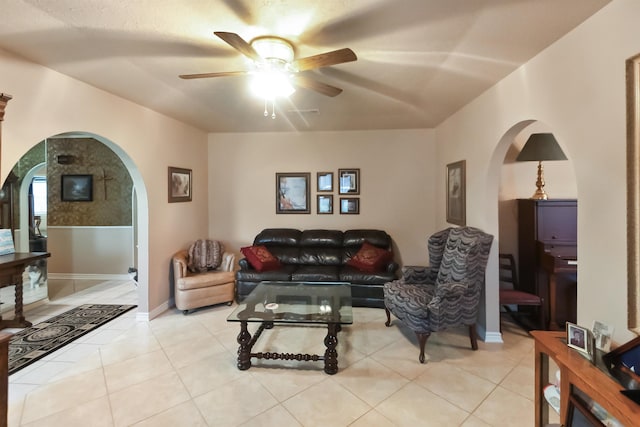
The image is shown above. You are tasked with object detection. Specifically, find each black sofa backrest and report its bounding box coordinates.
[251,228,392,267]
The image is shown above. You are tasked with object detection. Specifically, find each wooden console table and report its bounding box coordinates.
[532,330,640,426]
[0,252,50,329]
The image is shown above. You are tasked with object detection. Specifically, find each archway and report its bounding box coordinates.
[487,120,577,339]
[1,132,149,315]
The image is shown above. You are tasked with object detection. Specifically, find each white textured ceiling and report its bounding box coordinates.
[0,0,611,133]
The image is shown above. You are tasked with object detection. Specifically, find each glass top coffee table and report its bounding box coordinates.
[227,281,353,375]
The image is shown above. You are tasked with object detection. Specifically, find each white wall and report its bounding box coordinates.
[437,0,638,343]
[0,47,209,317]
[208,129,437,266]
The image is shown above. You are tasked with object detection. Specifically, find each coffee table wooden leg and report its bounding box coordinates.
[324,323,339,375]
[237,321,252,370]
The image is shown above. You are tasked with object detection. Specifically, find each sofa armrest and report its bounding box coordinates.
[400,265,435,285]
[172,249,189,281]
[238,258,251,270]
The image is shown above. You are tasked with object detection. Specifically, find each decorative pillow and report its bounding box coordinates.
[347,242,392,272]
[241,245,282,272]
[187,239,223,273]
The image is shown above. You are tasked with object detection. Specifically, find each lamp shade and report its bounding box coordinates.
[515,133,567,162]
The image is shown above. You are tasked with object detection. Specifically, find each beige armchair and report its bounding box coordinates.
[172,249,236,314]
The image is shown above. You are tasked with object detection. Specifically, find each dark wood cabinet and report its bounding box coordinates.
[518,199,577,329]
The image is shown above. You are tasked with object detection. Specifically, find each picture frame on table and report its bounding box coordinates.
[340,197,359,214]
[338,168,360,195]
[276,172,310,214]
[446,160,466,226]
[317,172,333,192]
[317,195,333,214]
[567,322,595,362]
[61,174,93,202]
[592,320,614,352]
[168,167,192,203]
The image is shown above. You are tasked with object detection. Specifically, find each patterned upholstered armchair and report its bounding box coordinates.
[383,227,494,363]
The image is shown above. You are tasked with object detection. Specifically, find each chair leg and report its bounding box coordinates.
[468,324,478,350]
[384,307,392,327]
[416,332,430,363]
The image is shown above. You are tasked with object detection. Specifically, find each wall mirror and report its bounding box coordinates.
[627,53,640,334]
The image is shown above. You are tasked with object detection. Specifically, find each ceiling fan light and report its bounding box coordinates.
[251,37,294,63]
[251,72,295,100]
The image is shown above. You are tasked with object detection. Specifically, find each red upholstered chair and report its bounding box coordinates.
[499,253,545,331]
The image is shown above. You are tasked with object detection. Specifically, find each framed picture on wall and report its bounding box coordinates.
[338,168,360,195]
[317,172,333,192]
[317,195,333,214]
[276,172,310,214]
[61,174,93,202]
[168,167,192,203]
[340,197,359,214]
[446,160,465,225]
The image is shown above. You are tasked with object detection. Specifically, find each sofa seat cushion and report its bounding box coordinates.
[177,270,235,291]
[340,265,396,284]
[291,265,340,281]
[235,265,295,282]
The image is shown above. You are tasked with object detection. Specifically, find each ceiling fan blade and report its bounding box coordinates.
[292,48,357,72]
[292,75,343,97]
[179,71,250,79]
[214,31,262,62]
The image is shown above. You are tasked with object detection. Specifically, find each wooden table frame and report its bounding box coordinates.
[0,252,50,329]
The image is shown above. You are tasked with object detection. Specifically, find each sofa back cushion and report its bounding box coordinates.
[254,228,301,246]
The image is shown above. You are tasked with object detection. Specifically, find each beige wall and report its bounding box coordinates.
[0,47,209,317]
[437,0,638,343]
[208,129,436,266]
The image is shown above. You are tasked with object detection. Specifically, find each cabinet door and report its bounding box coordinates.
[537,202,577,242]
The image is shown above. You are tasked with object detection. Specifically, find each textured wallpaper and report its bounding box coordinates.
[47,138,132,226]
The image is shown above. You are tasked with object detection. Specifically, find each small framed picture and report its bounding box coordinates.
[168,167,192,203]
[340,197,359,214]
[61,174,93,202]
[317,195,333,214]
[592,320,614,352]
[566,322,594,361]
[317,172,333,192]
[338,168,360,195]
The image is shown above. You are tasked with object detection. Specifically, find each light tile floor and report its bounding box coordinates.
[6,281,560,426]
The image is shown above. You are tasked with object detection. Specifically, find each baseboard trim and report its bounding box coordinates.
[136,300,168,322]
[477,324,504,343]
[48,273,130,281]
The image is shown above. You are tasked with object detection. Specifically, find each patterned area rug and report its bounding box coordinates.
[8,304,136,375]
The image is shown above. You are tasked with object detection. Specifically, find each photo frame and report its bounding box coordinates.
[567,322,594,361]
[340,197,359,214]
[446,160,466,226]
[168,167,192,203]
[317,195,333,214]
[276,172,310,214]
[602,335,640,390]
[317,172,333,192]
[592,320,615,352]
[61,174,93,202]
[338,168,360,195]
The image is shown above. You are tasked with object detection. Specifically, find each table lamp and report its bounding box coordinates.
[515,133,568,200]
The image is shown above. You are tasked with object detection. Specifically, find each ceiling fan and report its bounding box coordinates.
[179,32,357,98]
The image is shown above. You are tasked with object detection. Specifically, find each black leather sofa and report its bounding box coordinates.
[235,228,399,308]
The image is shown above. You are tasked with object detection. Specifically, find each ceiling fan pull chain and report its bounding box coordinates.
[271,99,276,119]
[264,99,268,117]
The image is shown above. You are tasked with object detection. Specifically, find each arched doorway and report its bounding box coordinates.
[0,132,149,314]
